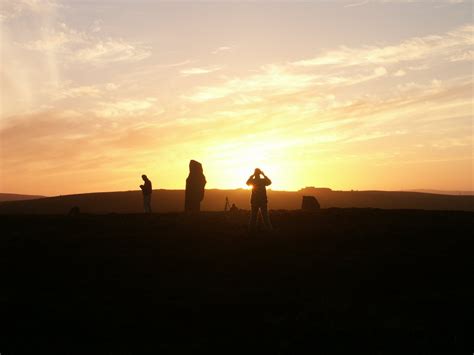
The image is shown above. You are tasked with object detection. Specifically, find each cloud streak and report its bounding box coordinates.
[185,65,317,102]
[181,24,472,107]
[180,66,223,76]
[0,0,59,22]
[292,25,473,67]
[92,98,161,118]
[21,22,152,65]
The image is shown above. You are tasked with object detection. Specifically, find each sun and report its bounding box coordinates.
[203,140,292,190]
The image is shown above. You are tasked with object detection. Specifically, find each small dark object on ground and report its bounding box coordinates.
[68,206,80,216]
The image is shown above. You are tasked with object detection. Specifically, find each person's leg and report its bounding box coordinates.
[261,204,273,230]
[144,195,151,213]
[148,195,152,213]
[256,207,264,230]
[249,204,258,231]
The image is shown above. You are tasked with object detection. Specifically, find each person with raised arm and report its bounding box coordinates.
[246,168,273,232]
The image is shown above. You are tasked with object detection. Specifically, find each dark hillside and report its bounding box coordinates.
[0,188,473,214]
[1,209,473,353]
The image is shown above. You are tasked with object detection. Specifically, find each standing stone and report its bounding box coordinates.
[301,196,320,211]
[185,160,207,212]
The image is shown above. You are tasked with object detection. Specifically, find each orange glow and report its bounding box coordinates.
[0,2,472,195]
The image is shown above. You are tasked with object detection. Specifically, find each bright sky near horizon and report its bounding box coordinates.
[0,0,472,196]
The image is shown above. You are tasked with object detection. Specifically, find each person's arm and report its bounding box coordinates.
[246,175,254,186]
[262,173,272,186]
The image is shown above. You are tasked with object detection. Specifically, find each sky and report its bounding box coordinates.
[0,0,472,195]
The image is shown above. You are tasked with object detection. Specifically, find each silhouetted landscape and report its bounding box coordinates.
[1,187,473,214]
[1,188,473,353]
[0,193,46,203]
[2,209,473,353]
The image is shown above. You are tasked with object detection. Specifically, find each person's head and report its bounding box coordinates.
[254,168,262,177]
[142,174,147,181]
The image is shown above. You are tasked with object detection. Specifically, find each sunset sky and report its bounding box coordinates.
[0,0,472,195]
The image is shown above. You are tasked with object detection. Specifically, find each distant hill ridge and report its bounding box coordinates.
[406,189,474,196]
[300,187,474,195]
[0,193,46,203]
[0,188,473,214]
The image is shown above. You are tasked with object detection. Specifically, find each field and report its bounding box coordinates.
[1,209,473,354]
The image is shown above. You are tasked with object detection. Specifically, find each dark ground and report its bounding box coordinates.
[2,188,473,214]
[1,209,473,354]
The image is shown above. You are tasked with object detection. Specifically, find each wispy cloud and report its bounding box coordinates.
[292,25,473,67]
[212,46,232,54]
[183,25,471,106]
[74,39,151,64]
[0,0,59,22]
[180,66,223,76]
[344,1,369,8]
[52,82,119,100]
[185,65,317,102]
[92,98,161,118]
[54,85,102,99]
[160,60,193,68]
[449,50,474,62]
[393,69,406,77]
[21,22,152,65]
[1,8,152,117]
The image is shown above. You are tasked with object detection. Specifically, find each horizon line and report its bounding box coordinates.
[2,187,474,198]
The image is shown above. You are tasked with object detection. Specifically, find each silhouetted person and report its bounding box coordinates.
[224,196,230,212]
[246,168,273,232]
[185,160,206,212]
[229,203,238,213]
[140,174,152,213]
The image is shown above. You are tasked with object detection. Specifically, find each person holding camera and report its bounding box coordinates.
[246,168,273,232]
[140,174,153,213]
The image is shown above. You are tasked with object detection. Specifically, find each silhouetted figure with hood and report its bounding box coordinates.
[140,174,152,213]
[185,160,206,212]
[246,168,273,232]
